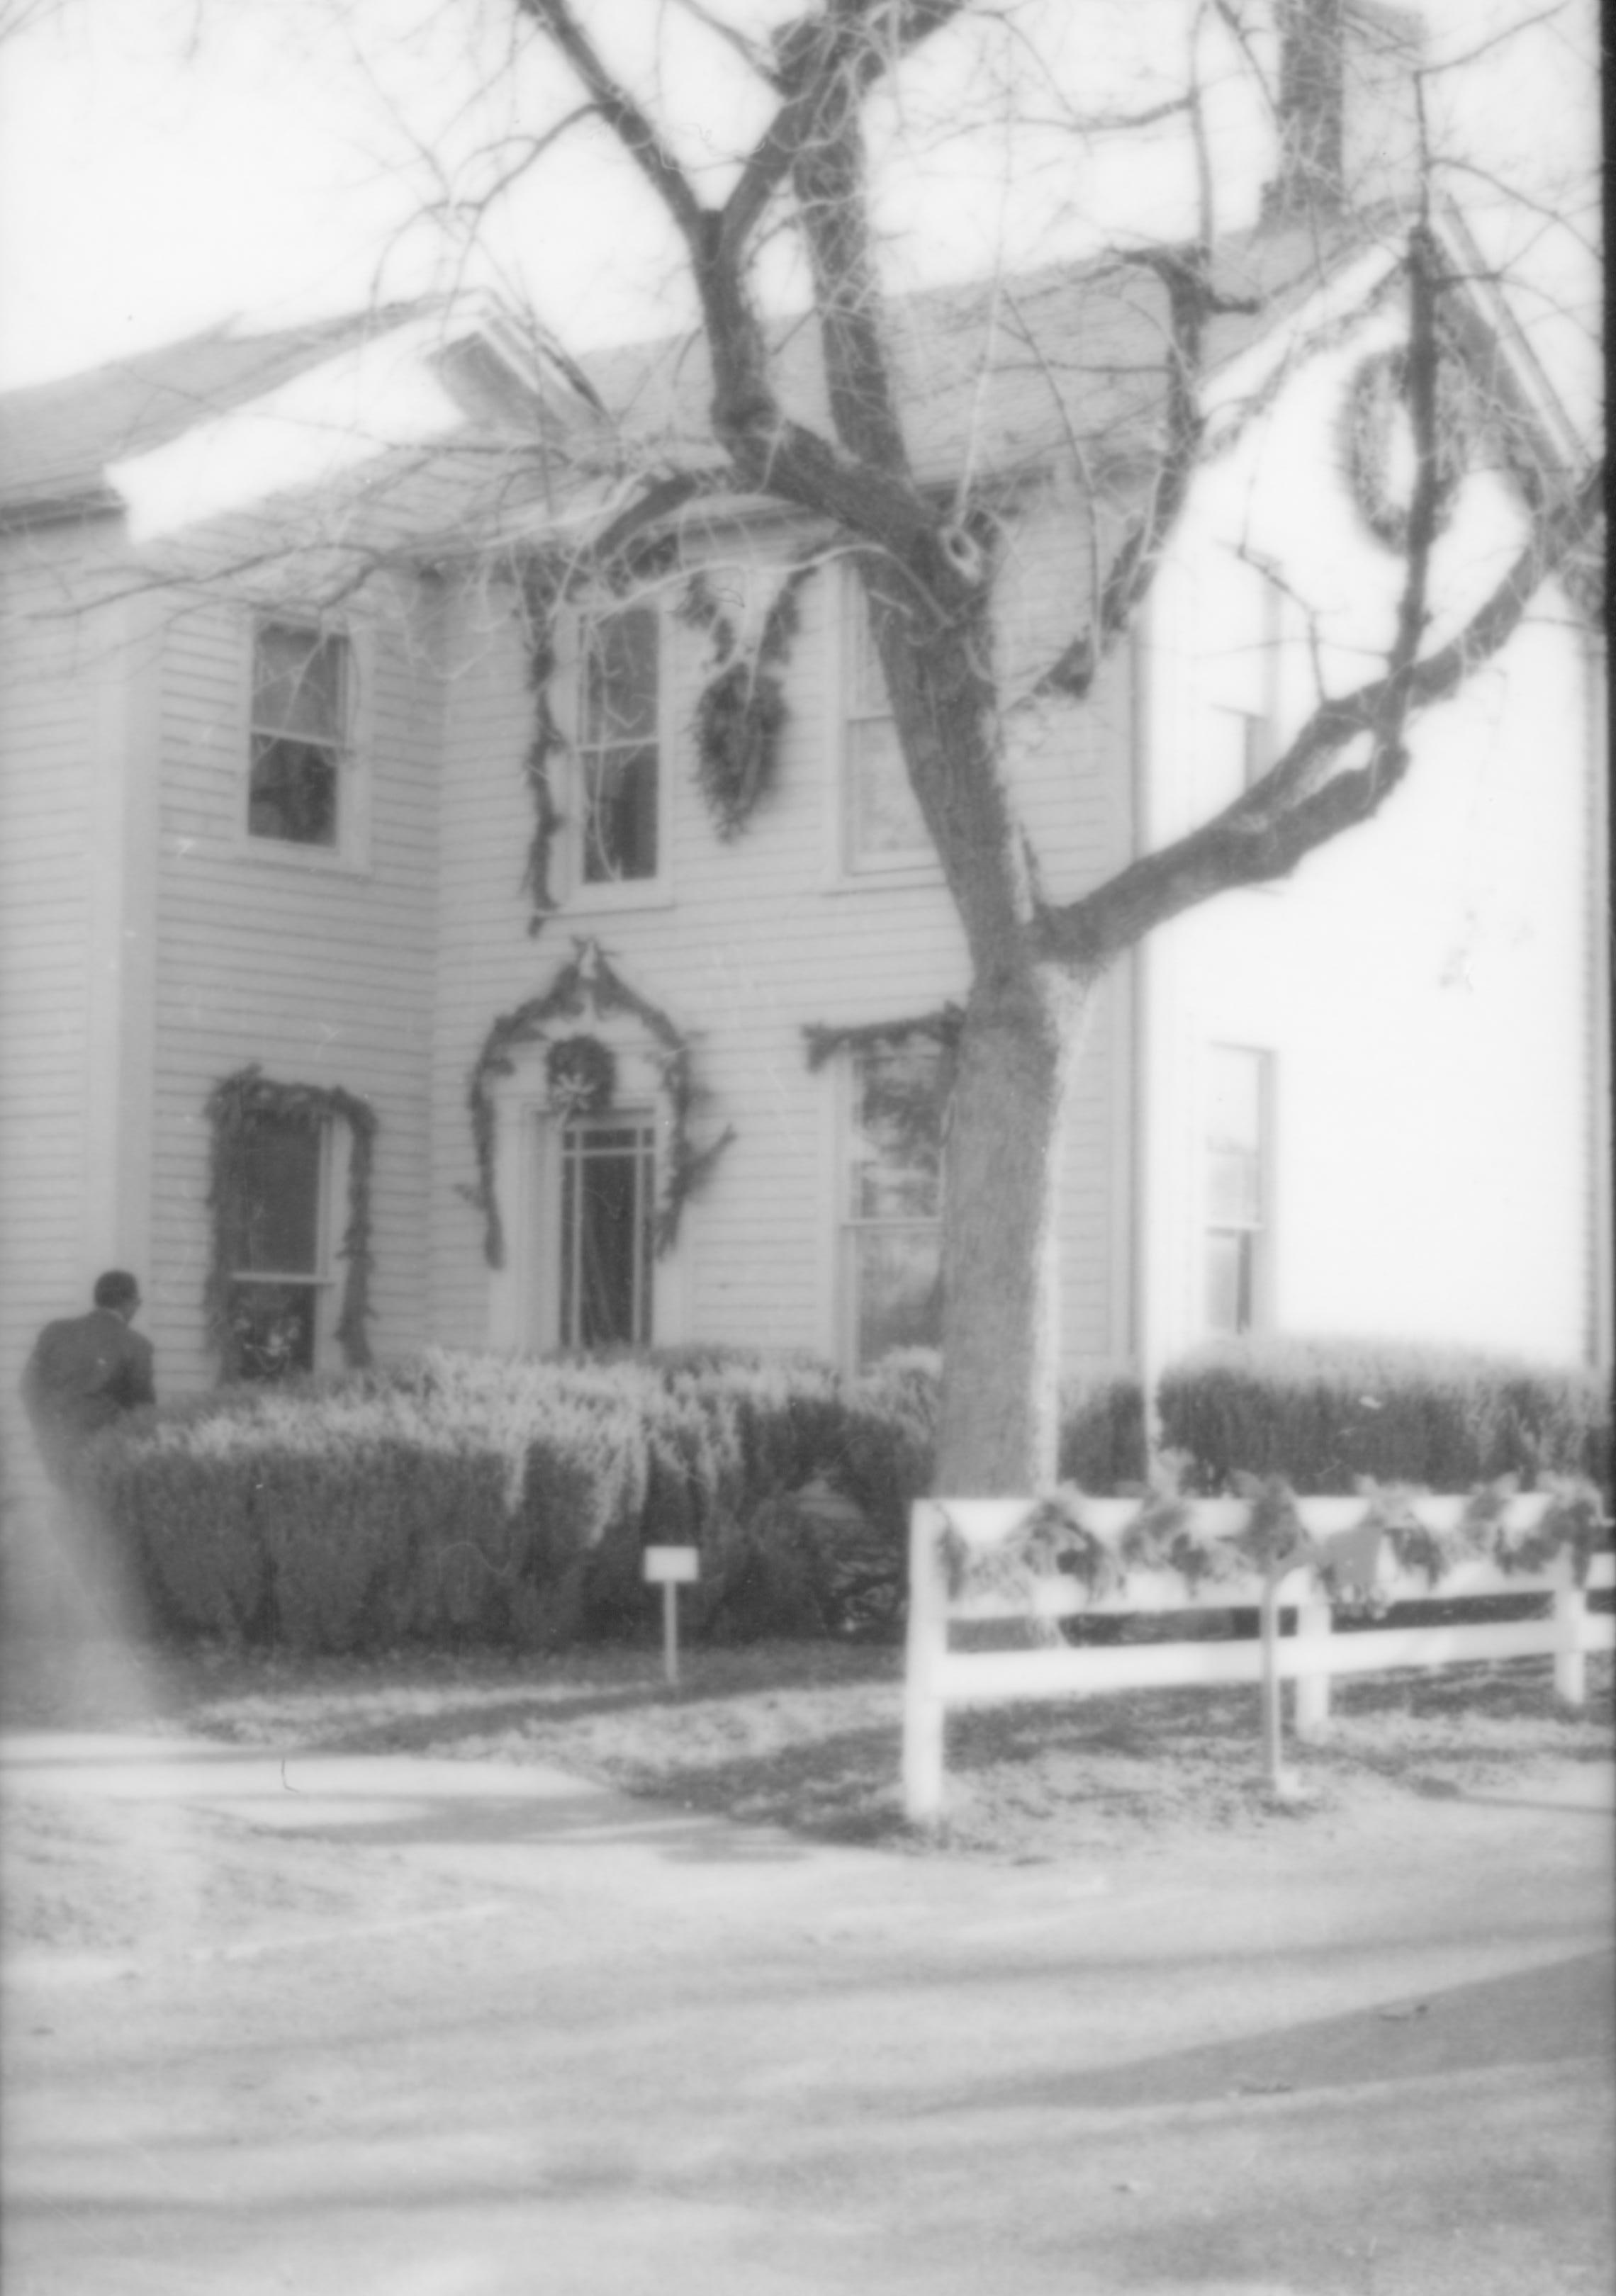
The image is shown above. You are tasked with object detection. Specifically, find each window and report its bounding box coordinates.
[224,1113,332,1378]
[579,605,660,884]
[1203,705,1272,816]
[249,624,349,848]
[843,580,930,872]
[846,1041,946,1366]
[1205,1047,1271,1337]
[559,1113,656,1348]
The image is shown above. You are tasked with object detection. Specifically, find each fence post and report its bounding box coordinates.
[1259,1577,1284,1791]
[1294,1597,1333,1740]
[1553,1578,1587,1707]
[902,1502,948,1825]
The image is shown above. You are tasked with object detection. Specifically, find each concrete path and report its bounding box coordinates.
[2,1731,1612,2295]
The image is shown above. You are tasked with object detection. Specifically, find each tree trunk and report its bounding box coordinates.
[934,961,1092,1495]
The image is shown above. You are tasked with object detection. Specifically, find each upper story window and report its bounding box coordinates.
[843,580,931,873]
[579,604,660,884]
[1205,1045,1272,1338]
[249,623,349,849]
[845,1040,947,1366]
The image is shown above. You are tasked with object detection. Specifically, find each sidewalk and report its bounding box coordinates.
[3,1729,1612,2295]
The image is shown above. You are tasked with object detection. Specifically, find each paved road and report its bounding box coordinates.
[3,1732,1612,2295]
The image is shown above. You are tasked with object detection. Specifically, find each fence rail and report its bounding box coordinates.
[902,1494,1614,1823]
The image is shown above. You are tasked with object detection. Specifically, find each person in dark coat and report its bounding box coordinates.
[21,1271,156,1487]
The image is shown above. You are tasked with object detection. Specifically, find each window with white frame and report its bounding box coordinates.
[843,578,931,872]
[558,1111,656,1348]
[224,1112,334,1378]
[249,623,349,849]
[845,1040,946,1366]
[1205,1045,1272,1337]
[578,603,661,884]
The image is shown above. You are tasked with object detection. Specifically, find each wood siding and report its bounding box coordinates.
[148,570,442,1391]
[430,497,1133,1374]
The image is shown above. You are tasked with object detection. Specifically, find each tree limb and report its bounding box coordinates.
[1038,459,1604,967]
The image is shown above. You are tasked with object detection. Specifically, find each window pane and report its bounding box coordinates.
[1206,1231,1254,1337]
[1208,1048,1262,1153]
[848,589,890,714]
[561,1118,654,1349]
[848,717,928,866]
[249,736,339,846]
[853,1044,944,1217]
[227,1280,318,1381]
[235,1117,322,1273]
[254,626,344,742]
[583,745,659,882]
[853,1227,942,1366]
[1208,1145,1261,1227]
[583,607,658,745]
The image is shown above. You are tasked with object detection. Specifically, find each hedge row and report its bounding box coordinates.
[79,1338,1609,1653]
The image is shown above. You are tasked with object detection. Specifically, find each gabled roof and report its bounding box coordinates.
[0,305,434,524]
[573,213,1399,495]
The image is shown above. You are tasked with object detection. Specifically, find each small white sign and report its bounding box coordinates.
[644,1546,700,1585]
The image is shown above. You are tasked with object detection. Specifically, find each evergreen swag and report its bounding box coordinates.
[937,1473,1611,1616]
[517,561,565,937]
[1342,339,1469,553]
[465,940,734,1269]
[802,1005,965,1073]
[678,561,814,840]
[203,1067,377,1376]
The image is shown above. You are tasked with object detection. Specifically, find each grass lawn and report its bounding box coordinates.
[4,1626,1610,1862]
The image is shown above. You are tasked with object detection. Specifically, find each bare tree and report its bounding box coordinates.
[444,0,1594,1494]
[18,1,1593,1491]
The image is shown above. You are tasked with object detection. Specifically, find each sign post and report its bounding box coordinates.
[643,1546,700,1687]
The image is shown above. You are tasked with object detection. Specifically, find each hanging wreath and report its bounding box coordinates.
[463,940,734,1269]
[545,1034,616,1117]
[1342,341,1470,553]
[203,1067,377,1378]
[679,561,814,840]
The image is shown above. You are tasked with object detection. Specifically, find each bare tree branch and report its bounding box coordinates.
[1039,459,1604,968]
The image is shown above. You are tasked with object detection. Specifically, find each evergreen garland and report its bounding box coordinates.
[464,940,734,1269]
[203,1067,377,1377]
[802,1005,965,1073]
[939,1475,1610,1611]
[518,561,565,936]
[679,561,814,840]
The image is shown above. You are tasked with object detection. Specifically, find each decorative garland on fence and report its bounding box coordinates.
[463,939,734,1269]
[802,1005,966,1074]
[203,1067,377,1375]
[678,561,815,841]
[1341,340,1470,554]
[937,1473,1610,1620]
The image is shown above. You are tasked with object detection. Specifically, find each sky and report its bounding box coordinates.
[0,0,1600,435]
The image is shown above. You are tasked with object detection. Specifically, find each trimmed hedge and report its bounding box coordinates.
[79,1336,1610,1653]
[1157,1337,1612,1496]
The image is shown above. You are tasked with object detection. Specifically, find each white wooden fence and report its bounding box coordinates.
[902,1494,1615,1823]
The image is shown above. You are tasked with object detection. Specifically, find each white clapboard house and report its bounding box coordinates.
[1,8,1606,1504]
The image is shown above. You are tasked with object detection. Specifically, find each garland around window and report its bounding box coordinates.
[203,1066,377,1375]
[464,939,734,1268]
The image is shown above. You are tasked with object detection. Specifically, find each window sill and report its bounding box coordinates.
[560,881,677,916]
[231,836,374,882]
[823,860,943,894]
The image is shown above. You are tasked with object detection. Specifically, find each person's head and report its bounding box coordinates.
[93,1271,142,1321]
